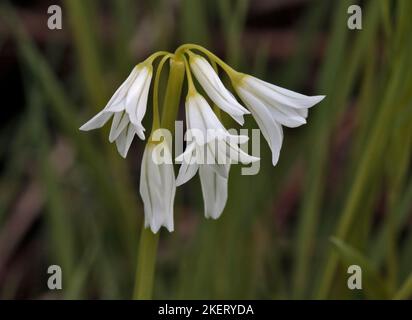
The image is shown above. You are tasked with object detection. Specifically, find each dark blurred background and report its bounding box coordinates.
[0,0,411,299]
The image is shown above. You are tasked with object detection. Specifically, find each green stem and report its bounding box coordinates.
[161,56,186,133]
[133,227,159,299]
[176,44,240,79]
[144,51,171,64]
[182,54,196,95]
[151,54,173,131]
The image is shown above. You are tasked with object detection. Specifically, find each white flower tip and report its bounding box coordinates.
[307,95,326,107]
[165,225,174,232]
[175,175,185,187]
[108,133,117,143]
[271,153,280,166]
[148,223,161,234]
[137,130,145,140]
[297,118,307,126]
[176,165,198,186]
[146,219,174,233]
[233,114,245,126]
[79,119,102,131]
[205,209,223,220]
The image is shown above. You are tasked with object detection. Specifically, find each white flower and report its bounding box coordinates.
[235,75,325,165]
[140,139,176,233]
[189,54,250,125]
[79,64,153,158]
[176,92,259,219]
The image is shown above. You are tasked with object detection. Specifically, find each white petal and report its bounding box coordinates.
[125,66,152,126]
[79,66,141,131]
[176,161,199,186]
[157,145,176,232]
[245,76,325,109]
[105,66,140,112]
[190,55,249,125]
[243,77,311,127]
[237,87,283,166]
[140,147,153,228]
[130,71,152,128]
[196,95,226,132]
[109,112,129,142]
[79,110,113,131]
[206,142,229,177]
[176,143,200,186]
[141,152,162,233]
[115,124,136,158]
[265,105,307,128]
[134,122,146,140]
[140,143,175,233]
[296,108,308,118]
[186,96,209,142]
[199,165,229,219]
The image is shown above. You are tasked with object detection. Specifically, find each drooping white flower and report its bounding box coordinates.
[189,54,250,125]
[79,64,153,158]
[140,138,176,233]
[176,92,259,219]
[235,75,325,165]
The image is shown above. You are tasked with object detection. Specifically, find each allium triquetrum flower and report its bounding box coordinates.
[189,53,250,125]
[79,63,153,157]
[140,133,176,233]
[176,91,258,219]
[234,74,325,165]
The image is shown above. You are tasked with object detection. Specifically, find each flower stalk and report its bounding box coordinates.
[133,227,159,299]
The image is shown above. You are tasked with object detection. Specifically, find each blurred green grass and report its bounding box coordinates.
[0,0,411,299]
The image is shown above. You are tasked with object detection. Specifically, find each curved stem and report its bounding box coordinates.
[176,44,241,80]
[144,50,171,65]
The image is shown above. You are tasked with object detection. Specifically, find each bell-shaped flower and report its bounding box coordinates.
[176,92,259,219]
[235,74,325,165]
[189,53,250,125]
[140,134,176,233]
[79,64,153,157]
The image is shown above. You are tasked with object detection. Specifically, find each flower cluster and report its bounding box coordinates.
[80,44,325,233]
